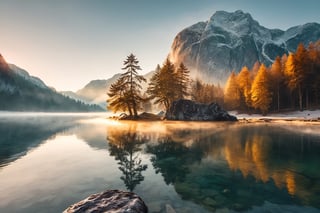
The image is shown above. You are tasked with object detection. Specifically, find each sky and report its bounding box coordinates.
[0,0,319,91]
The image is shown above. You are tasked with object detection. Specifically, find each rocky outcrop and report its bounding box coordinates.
[63,190,148,213]
[165,99,237,121]
[169,10,320,84]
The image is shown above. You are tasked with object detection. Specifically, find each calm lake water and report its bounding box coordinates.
[0,114,320,213]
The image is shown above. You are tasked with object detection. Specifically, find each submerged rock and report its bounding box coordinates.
[165,99,237,121]
[63,189,148,213]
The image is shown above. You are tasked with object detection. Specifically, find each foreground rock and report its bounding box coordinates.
[165,99,237,121]
[64,190,148,213]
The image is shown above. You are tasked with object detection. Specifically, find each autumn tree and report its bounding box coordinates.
[251,61,261,79]
[175,63,190,99]
[270,56,284,111]
[251,64,272,115]
[107,54,146,117]
[284,43,311,111]
[308,41,320,106]
[224,71,240,110]
[107,77,130,114]
[237,66,252,110]
[147,59,190,111]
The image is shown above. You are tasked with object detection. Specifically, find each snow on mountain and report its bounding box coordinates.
[169,10,320,85]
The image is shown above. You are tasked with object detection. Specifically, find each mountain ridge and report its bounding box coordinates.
[64,71,155,108]
[169,10,320,84]
[0,54,104,112]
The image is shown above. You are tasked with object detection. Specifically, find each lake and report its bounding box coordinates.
[0,114,320,213]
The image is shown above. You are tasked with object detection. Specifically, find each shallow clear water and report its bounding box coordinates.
[0,114,320,213]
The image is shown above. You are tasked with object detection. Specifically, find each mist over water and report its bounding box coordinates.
[0,114,319,213]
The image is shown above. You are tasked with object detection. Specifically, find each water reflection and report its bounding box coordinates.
[0,116,78,167]
[144,123,320,211]
[107,124,148,191]
[147,136,203,185]
[1,117,320,213]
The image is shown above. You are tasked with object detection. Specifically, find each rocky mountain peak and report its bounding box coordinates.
[208,10,258,35]
[169,10,320,85]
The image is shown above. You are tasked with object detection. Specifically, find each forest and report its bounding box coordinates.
[108,40,320,116]
[224,40,320,114]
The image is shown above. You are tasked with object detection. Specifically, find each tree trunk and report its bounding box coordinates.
[127,103,133,116]
[133,101,138,118]
[306,89,309,110]
[277,85,280,112]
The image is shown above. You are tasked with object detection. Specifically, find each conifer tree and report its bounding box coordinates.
[237,66,252,109]
[107,54,146,117]
[190,79,223,104]
[107,77,131,114]
[270,56,284,111]
[224,71,240,110]
[310,41,320,106]
[251,64,272,115]
[147,59,177,110]
[176,63,190,99]
[284,44,310,111]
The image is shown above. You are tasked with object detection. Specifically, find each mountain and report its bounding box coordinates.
[67,71,155,108]
[0,54,104,112]
[169,10,320,84]
[75,74,121,108]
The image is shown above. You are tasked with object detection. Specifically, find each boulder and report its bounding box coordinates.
[63,189,148,213]
[165,99,237,121]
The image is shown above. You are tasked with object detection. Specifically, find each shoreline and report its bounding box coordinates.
[231,109,320,124]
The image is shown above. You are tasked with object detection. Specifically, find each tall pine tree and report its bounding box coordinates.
[107,54,146,117]
[175,63,190,99]
[147,59,190,111]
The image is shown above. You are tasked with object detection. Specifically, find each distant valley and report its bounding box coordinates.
[61,71,154,108]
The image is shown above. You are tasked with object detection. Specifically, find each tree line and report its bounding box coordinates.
[224,41,320,114]
[107,54,225,117]
[108,40,320,116]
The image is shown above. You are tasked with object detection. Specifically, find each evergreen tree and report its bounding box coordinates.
[107,77,130,114]
[251,64,272,115]
[107,54,146,117]
[147,59,178,110]
[176,63,190,99]
[224,71,240,110]
[190,79,223,104]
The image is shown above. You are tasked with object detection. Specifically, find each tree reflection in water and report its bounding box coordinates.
[107,124,148,192]
[145,124,320,211]
[147,136,203,185]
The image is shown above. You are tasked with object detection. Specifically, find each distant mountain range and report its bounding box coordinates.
[169,10,320,84]
[0,54,103,112]
[61,71,155,108]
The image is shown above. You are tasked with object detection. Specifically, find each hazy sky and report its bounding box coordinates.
[0,0,319,91]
